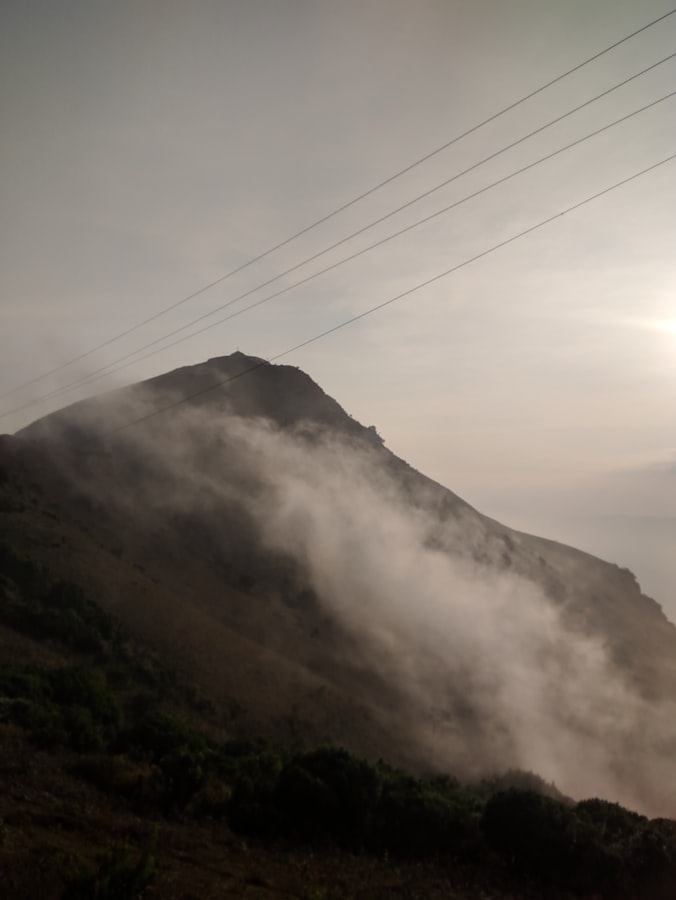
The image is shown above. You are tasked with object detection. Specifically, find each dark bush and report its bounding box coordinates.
[0,663,49,701]
[275,747,380,845]
[222,740,284,835]
[0,663,120,752]
[372,766,475,858]
[576,797,646,844]
[12,697,66,748]
[45,581,121,653]
[481,789,578,878]
[0,546,123,657]
[63,838,156,900]
[157,746,208,813]
[628,817,676,895]
[50,667,120,728]
[0,542,46,593]
[127,707,207,761]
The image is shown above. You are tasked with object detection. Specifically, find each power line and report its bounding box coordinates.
[11,88,670,417]
[4,57,673,422]
[90,52,676,351]
[2,7,674,401]
[99,152,675,439]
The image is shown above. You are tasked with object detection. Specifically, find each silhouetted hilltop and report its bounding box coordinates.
[18,352,381,446]
[4,351,676,819]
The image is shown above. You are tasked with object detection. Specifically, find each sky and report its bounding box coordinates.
[1,1,674,613]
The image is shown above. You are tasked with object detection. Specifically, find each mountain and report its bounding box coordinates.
[3,351,676,818]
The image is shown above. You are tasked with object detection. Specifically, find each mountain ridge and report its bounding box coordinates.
[3,351,676,815]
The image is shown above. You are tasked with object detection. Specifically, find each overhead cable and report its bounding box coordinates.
[2,7,674,401]
[3,64,673,422]
[98,152,675,437]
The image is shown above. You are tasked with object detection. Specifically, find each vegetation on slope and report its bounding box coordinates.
[1,540,675,899]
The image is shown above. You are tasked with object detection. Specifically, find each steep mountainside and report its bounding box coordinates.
[3,351,676,816]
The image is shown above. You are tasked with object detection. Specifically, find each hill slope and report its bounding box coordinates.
[4,351,676,816]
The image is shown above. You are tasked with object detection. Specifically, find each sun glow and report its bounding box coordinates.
[624,317,676,337]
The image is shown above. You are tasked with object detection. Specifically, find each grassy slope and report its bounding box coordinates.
[0,546,536,900]
[1,478,676,897]
[0,436,423,768]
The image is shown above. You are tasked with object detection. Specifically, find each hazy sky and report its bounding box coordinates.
[1,2,674,610]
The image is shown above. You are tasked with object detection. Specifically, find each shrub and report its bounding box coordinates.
[62,839,156,900]
[275,747,380,845]
[128,707,207,760]
[0,546,123,657]
[0,664,120,752]
[222,740,284,836]
[628,818,676,891]
[51,667,120,729]
[481,789,578,878]
[576,797,646,844]
[0,663,49,702]
[372,767,475,858]
[0,542,46,593]
[157,745,208,813]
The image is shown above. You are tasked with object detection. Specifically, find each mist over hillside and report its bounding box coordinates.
[7,352,676,817]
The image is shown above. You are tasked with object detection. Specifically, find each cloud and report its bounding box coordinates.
[223,418,676,811]
[73,394,675,817]
[28,376,676,817]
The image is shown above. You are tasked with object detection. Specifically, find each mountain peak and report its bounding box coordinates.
[5,352,676,817]
[16,352,379,446]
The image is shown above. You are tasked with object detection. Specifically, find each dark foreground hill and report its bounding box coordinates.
[5,352,676,810]
[1,352,676,896]
[1,538,675,900]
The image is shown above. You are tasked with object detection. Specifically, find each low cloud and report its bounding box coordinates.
[39,390,676,816]
[219,416,676,813]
